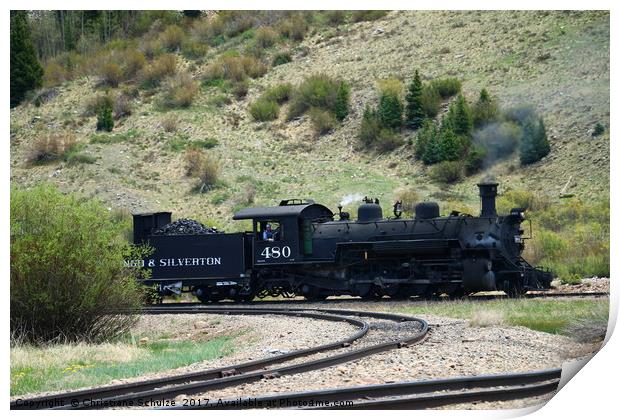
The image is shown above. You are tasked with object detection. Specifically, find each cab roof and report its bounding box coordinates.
[233,202,333,220]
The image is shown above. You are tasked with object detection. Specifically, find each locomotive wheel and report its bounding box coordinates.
[506,281,525,298]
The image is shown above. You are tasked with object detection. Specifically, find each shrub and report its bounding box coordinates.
[232,79,249,99]
[309,108,336,135]
[240,55,268,79]
[472,88,499,127]
[376,129,404,152]
[249,98,279,121]
[100,62,122,87]
[84,93,114,117]
[255,26,278,48]
[378,92,403,129]
[199,155,220,187]
[272,51,292,66]
[10,184,143,343]
[184,147,205,176]
[278,15,308,41]
[263,83,293,104]
[160,73,199,109]
[465,144,487,175]
[395,187,420,217]
[27,132,77,164]
[592,122,605,137]
[96,102,114,132]
[158,25,186,51]
[439,126,461,161]
[43,61,69,86]
[325,10,347,25]
[140,53,177,88]
[182,40,209,59]
[429,77,461,98]
[415,119,438,159]
[121,50,146,81]
[420,84,441,117]
[206,55,267,84]
[334,81,350,121]
[359,105,381,148]
[429,161,464,184]
[161,114,178,132]
[377,78,404,98]
[351,10,388,22]
[286,74,340,120]
[113,94,132,119]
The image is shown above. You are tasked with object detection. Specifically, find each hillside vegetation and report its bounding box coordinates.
[10,11,610,280]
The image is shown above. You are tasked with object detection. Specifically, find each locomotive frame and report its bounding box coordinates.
[131,182,552,303]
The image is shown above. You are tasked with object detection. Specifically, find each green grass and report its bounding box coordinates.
[11,336,238,396]
[394,298,609,335]
[89,129,141,144]
[168,136,219,152]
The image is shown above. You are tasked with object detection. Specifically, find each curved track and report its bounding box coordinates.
[11,307,428,410]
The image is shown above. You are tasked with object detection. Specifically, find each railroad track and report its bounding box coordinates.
[168,368,561,410]
[11,307,428,410]
[154,291,609,307]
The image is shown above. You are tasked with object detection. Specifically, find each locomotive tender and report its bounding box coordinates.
[130,182,552,303]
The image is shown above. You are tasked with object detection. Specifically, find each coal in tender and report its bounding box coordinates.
[152,218,220,235]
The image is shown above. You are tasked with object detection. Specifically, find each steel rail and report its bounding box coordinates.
[10,309,369,410]
[169,368,561,410]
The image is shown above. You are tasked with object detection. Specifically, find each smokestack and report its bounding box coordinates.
[478,182,499,218]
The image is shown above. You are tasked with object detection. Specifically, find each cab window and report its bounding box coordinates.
[257,221,282,242]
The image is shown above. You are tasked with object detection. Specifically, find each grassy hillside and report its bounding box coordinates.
[10,10,609,234]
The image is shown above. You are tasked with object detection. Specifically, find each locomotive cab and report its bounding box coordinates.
[233,200,333,266]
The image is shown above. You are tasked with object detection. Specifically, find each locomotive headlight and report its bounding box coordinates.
[520,211,526,219]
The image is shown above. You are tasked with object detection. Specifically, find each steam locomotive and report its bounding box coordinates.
[129,182,552,303]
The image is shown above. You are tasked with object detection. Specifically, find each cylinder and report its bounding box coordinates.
[478,182,499,218]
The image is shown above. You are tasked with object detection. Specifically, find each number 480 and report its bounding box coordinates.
[260,246,291,259]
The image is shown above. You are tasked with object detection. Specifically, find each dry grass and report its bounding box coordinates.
[27,133,77,165]
[184,147,205,176]
[160,72,199,109]
[469,310,506,327]
[161,114,179,132]
[99,62,122,87]
[140,53,177,88]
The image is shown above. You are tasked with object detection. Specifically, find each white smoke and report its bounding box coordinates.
[340,193,365,207]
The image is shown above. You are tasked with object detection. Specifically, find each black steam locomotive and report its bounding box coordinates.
[129,182,552,303]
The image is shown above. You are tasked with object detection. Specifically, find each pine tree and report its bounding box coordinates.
[472,88,499,127]
[405,70,425,129]
[334,81,350,121]
[451,94,473,137]
[439,126,460,161]
[519,117,550,165]
[378,92,403,130]
[422,125,442,165]
[415,119,437,159]
[96,102,114,132]
[10,11,44,107]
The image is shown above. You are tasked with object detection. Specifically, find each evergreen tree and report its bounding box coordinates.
[96,102,114,132]
[10,11,44,107]
[451,94,473,137]
[519,117,550,165]
[405,70,425,129]
[378,92,403,130]
[359,105,381,148]
[415,119,437,159]
[422,125,442,165]
[439,126,460,161]
[334,81,350,121]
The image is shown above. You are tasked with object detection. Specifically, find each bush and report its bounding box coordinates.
[263,83,293,104]
[205,55,267,85]
[199,155,220,188]
[286,74,340,120]
[121,50,147,80]
[161,114,178,132]
[184,147,204,176]
[334,81,350,121]
[359,105,381,148]
[232,79,249,99]
[376,129,404,152]
[182,40,209,59]
[10,184,143,343]
[465,144,487,175]
[100,62,122,87]
[43,61,70,86]
[472,88,499,127]
[27,132,77,164]
[415,119,438,159]
[96,102,114,132]
[272,51,292,66]
[249,98,279,121]
[84,93,114,117]
[429,77,461,98]
[309,108,337,135]
[351,10,388,22]
[394,187,420,217]
[420,84,441,117]
[160,72,199,109]
[113,94,132,119]
[278,15,308,41]
[255,26,278,48]
[429,161,464,184]
[592,122,605,137]
[325,10,347,25]
[158,25,186,51]
[140,53,177,88]
[520,116,550,165]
